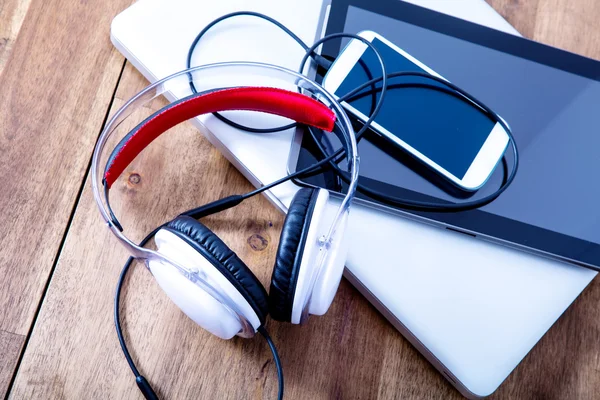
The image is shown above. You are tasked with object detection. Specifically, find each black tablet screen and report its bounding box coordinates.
[295,0,600,268]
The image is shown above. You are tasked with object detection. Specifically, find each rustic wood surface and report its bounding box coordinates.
[0,0,132,396]
[1,0,600,398]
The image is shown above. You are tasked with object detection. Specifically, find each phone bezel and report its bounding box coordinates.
[320,30,509,191]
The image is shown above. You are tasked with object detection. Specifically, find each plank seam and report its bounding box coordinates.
[3,59,128,400]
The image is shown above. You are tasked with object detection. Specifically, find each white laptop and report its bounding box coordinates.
[110,0,597,397]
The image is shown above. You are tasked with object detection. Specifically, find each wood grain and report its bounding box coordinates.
[486,0,540,38]
[8,63,286,399]
[0,331,24,396]
[5,1,600,399]
[0,0,33,76]
[532,0,600,60]
[487,0,600,60]
[0,0,133,396]
[0,0,132,334]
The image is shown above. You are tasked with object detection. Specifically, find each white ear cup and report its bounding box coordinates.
[288,189,335,324]
[308,211,350,316]
[148,258,241,339]
[149,229,261,339]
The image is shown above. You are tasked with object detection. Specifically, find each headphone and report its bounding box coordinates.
[92,73,359,399]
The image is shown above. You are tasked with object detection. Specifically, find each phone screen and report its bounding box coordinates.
[332,37,496,180]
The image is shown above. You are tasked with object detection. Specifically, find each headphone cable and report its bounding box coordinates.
[258,326,284,400]
[115,222,285,400]
[185,11,519,213]
[115,226,163,400]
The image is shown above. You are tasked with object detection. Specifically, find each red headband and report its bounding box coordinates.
[103,86,337,188]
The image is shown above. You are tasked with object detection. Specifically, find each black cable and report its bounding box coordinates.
[115,225,163,400]
[199,14,528,216]
[258,326,284,400]
[298,33,387,146]
[196,27,391,201]
[307,71,518,212]
[115,216,285,399]
[186,12,388,137]
[292,32,518,211]
[184,11,518,212]
[116,256,142,378]
[187,11,320,133]
[211,29,391,201]
[306,75,518,212]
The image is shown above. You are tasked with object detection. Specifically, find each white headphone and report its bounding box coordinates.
[91,63,359,398]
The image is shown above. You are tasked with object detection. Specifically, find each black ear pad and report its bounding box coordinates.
[165,216,269,325]
[269,188,319,322]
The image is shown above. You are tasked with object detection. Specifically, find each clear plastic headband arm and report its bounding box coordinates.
[91,62,359,334]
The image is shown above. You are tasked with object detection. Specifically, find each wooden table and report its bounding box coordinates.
[1,0,600,398]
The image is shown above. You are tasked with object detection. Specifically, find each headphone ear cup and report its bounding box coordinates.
[269,188,330,324]
[148,240,242,340]
[150,216,269,338]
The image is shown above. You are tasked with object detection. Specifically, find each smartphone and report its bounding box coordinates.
[322,30,509,191]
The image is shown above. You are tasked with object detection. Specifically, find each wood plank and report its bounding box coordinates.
[9,1,600,399]
[0,0,33,76]
[487,0,600,60]
[0,0,133,396]
[0,330,25,396]
[532,0,600,59]
[486,0,540,38]
[0,0,133,336]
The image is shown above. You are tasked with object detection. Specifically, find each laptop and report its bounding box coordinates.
[110,0,597,397]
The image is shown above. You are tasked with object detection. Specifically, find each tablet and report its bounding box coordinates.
[291,0,600,270]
